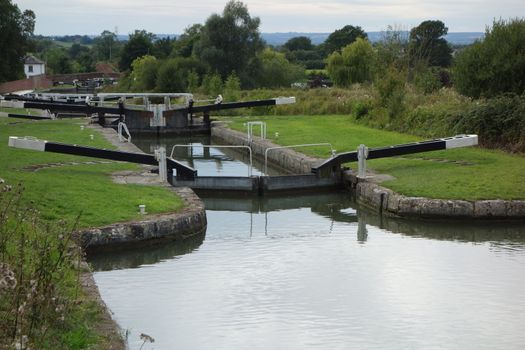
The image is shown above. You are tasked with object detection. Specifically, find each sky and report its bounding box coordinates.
[13,0,524,35]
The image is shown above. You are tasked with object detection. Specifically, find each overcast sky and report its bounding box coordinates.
[13,0,524,35]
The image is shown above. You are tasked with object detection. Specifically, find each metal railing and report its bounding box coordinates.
[117,121,131,143]
[264,143,334,173]
[170,144,253,176]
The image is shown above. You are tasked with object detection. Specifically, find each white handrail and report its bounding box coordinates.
[264,143,334,173]
[117,121,131,143]
[170,144,253,176]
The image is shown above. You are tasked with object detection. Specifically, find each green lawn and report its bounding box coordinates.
[227,115,525,200]
[0,114,183,228]
[0,107,41,115]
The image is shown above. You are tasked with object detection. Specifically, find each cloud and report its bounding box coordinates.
[13,0,525,34]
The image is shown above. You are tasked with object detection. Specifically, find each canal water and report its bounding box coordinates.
[90,136,525,350]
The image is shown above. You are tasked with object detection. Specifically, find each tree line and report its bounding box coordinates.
[1,0,524,102]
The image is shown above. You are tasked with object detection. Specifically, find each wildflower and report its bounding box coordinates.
[140,333,155,343]
[0,263,17,291]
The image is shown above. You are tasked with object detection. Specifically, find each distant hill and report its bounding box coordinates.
[107,31,485,46]
[261,32,484,46]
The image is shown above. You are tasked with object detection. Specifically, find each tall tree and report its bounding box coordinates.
[0,0,35,82]
[93,30,118,62]
[119,30,155,71]
[408,20,452,67]
[196,0,264,80]
[327,38,376,87]
[172,24,203,58]
[323,25,367,54]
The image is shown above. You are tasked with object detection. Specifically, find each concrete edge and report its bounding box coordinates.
[77,186,207,253]
[344,171,525,220]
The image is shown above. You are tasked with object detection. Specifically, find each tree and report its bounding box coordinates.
[93,30,119,62]
[130,55,158,91]
[119,30,155,71]
[156,57,207,92]
[453,18,525,98]
[153,37,175,59]
[408,20,452,67]
[172,24,202,58]
[327,38,376,87]
[323,25,367,54]
[196,1,264,80]
[0,0,35,82]
[45,48,72,74]
[284,36,313,51]
[376,24,409,71]
[253,48,305,88]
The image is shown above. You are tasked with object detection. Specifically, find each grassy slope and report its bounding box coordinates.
[227,115,525,200]
[0,115,183,228]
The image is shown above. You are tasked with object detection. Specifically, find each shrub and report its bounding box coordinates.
[0,182,94,349]
[452,93,525,152]
[413,65,442,94]
[224,72,241,101]
[375,67,406,119]
[201,72,223,97]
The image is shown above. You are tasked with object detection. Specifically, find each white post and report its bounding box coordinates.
[155,147,167,182]
[357,144,368,179]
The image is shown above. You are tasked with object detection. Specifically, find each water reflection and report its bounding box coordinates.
[89,232,205,271]
[358,206,525,247]
[92,135,525,350]
[89,191,525,272]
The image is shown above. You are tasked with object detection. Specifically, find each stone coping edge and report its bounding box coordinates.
[77,186,207,253]
[345,172,525,220]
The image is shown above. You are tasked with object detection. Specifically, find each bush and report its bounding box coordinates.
[375,67,406,119]
[224,72,241,101]
[413,65,442,94]
[453,18,525,98]
[452,94,525,152]
[201,72,223,97]
[0,182,95,349]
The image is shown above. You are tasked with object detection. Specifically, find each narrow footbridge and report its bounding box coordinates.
[8,134,478,196]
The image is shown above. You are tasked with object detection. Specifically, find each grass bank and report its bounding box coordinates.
[226,115,525,200]
[0,112,184,349]
[0,115,183,227]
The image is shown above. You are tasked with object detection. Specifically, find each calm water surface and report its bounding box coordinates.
[91,136,525,349]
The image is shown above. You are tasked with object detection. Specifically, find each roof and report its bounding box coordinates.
[95,62,119,74]
[24,55,45,65]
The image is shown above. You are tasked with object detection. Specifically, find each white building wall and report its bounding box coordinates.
[24,63,45,78]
